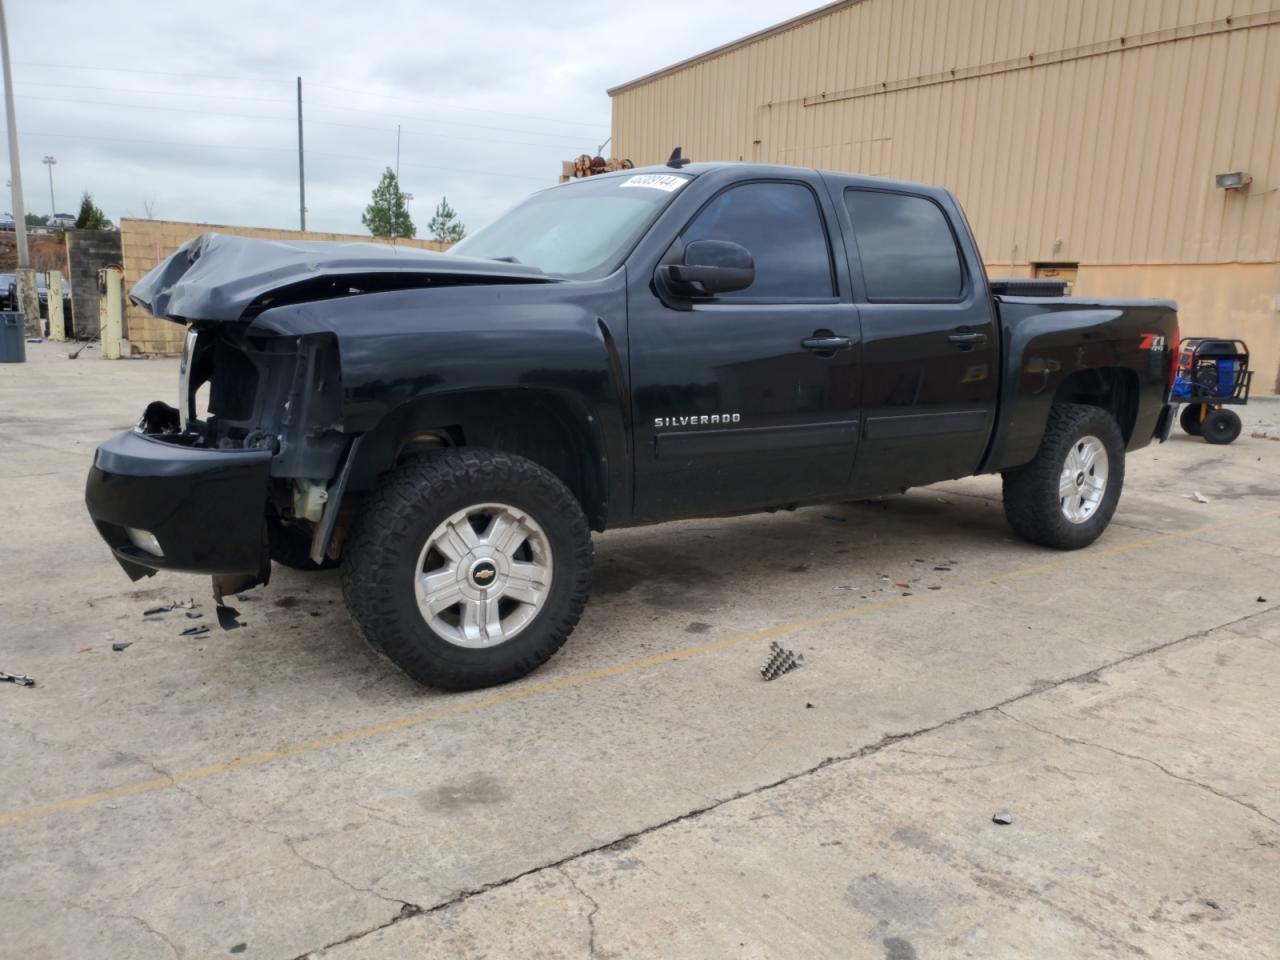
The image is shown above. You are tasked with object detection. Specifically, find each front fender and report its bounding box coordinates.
[248,274,631,526]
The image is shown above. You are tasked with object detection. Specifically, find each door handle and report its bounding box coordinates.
[802,335,853,352]
[948,332,988,347]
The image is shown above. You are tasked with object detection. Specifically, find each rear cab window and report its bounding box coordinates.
[844,189,964,301]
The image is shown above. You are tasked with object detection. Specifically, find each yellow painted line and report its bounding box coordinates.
[3,508,1276,829]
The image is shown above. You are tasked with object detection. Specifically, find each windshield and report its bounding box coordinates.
[451,172,691,278]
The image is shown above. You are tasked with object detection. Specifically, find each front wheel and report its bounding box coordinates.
[341,449,593,690]
[1002,403,1126,550]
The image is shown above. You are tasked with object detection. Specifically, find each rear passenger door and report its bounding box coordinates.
[839,187,998,491]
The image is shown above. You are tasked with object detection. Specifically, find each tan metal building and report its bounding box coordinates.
[608,0,1280,392]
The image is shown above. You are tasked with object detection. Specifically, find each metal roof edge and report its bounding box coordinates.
[606,0,863,96]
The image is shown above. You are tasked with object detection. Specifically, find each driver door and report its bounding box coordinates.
[628,178,861,521]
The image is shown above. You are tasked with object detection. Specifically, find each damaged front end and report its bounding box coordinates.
[85,322,353,599]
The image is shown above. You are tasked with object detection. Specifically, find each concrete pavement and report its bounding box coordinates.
[1,341,1278,959]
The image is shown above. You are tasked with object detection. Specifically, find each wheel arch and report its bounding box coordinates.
[346,387,611,531]
[1051,366,1141,445]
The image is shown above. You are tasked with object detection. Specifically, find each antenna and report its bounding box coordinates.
[666,146,691,169]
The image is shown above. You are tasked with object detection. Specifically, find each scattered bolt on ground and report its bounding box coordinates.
[760,641,805,681]
[1,671,36,687]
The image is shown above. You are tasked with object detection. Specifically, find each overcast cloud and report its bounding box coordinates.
[3,0,816,237]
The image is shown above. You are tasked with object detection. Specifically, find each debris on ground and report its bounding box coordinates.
[185,611,203,619]
[822,514,847,522]
[142,599,197,617]
[1,671,36,687]
[805,702,814,709]
[25,337,42,344]
[1250,431,1279,441]
[180,625,210,637]
[894,582,911,590]
[1259,596,1268,603]
[1185,491,1211,503]
[111,641,132,652]
[760,641,805,681]
[992,811,1013,825]
[216,605,243,631]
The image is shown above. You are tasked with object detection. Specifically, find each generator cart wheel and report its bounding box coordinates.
[342,449,593,690]
[1202,409,1242,445]
[268,517,340,571]
[1179,404,1205,436]
[1001,403,1125,550]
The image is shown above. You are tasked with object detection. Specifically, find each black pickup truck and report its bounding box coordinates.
[86,161,1178,689]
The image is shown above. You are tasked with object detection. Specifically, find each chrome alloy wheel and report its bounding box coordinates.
[1059,436,1109,524]
[414,503,553,648]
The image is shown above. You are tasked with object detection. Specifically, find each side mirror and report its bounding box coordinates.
[660,240,754,298]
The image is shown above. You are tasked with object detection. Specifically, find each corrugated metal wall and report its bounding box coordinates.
[610,0,1280,268]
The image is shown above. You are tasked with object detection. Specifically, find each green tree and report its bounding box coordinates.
[24,213,43,227]
[427,196,466,243]
[74,191,108,230]
[361,167,415,238]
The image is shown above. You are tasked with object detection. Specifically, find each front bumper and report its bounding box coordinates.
[85,429,272,580]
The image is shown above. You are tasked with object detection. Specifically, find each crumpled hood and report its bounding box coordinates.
[130,232,552,323]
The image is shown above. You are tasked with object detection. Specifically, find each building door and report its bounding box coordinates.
[1034,263,1079,295]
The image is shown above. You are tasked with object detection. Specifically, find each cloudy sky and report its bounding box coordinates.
[3,0,817,237]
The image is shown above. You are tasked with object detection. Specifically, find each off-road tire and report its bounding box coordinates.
[1179,404,1205,436]
[1001,403,1126,550]
[341,449,593,690]
[1202,408,1242,445]
[268,517,339,571]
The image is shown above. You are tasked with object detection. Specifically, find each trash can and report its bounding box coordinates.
[0,312,26,363]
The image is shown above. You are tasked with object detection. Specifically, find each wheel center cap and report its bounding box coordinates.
[469,560,498,589]
[1076,472,1085,487]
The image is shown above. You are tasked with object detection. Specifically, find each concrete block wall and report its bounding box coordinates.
[64,229,123,339]
[120,219,449,355]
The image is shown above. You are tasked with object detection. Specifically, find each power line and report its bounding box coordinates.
[308,81,609,131]
[14,59,280,85]
[18,129,552,182]
[15,93,599,151]
[15,79,295,106]
[15,61,611,130]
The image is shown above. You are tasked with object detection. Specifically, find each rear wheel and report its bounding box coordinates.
[1002,403,1126,550]
[1202,409,1242,445]
[1179,404,1205,436]
[342,449,593,690]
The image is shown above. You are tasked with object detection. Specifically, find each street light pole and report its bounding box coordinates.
[0,0,39,336]
[42,154,55,215]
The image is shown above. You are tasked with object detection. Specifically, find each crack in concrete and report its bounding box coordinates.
[996,707,1280,830]
[295,601,1278,957]
[559,867,602,959]
[25,897,183,959]
[110,752,425,947]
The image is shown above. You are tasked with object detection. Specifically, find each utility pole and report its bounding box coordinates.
[296,76,305,231]
[42,154,55,213]
[0,0,38,335]
[395,124,400,181]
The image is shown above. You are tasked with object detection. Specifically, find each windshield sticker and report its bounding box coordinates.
[619,174,688,192]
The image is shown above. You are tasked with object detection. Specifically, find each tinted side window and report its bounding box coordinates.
[844,190,963,300]
[683,182,833,299]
